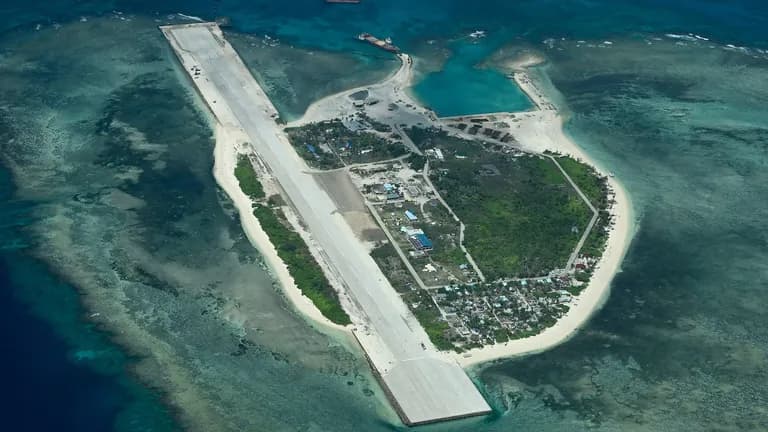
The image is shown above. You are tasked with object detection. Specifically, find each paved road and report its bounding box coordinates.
[422,160,486,282]
[366,202,428,291]
[548,156,598,270]
[162,23,490,425]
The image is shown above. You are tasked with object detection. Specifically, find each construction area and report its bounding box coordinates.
[160,22,491,426]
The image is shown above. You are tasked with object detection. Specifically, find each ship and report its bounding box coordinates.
[357,33,399,53]
[326,0,361,3]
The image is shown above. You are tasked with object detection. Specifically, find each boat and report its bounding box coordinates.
[326,0,361,3]
[357,32,400,53]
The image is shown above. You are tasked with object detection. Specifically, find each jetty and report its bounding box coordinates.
[160,22,491,426]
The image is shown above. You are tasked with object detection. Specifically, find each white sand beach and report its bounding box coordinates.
[451,73,635,367]
[178,20,634,371]
[212,124,351,333]
[271,47,636,368]
[165,24,491,423]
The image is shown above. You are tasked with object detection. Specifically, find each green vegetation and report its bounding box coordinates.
[555,156,609,206]
[555,156,612,258]
[405,126,485,158]
[494,329,510,343]
[252,204,351,325]
[420,201,467,270]
[405,127,601,279]
[402,290,454,351]
[582,210,610,257]
[406,153,427,171]
[370,242,415,293]
[285,119,407,170]
[432,155,592,279]
[356,111,392,133]
[575,269,592,283]
[234,155,265,200]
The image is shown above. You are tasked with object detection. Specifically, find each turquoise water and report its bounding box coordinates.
[412,37,532,116]
[0,167,177,431]
[2,1,768,431]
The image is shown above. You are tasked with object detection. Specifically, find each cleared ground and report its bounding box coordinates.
[313,170,386,243]
[161,23,490,425]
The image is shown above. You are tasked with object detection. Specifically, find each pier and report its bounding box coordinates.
[160,22,491,426]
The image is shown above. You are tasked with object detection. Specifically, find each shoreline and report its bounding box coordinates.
[163,23,492,424]
[290,52,418,127]
[212,124,353,336]
[280,46,636,368]
[448,72,636,368]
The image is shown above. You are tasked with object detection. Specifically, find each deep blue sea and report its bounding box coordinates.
[1,1,767,431]
[0,162,176,430]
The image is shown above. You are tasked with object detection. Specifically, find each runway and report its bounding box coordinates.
[161,22,491,425]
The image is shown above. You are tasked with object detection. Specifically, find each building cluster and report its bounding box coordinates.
[445,117,517,143]
[354,164,430,205]
[429,276,578,347]
[573,254,599,271]
[369,181,405,202]
[424,147,445,161]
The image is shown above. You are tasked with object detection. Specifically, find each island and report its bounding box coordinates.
[161,22,632,425]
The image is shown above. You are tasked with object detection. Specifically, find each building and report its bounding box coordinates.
[409,233,434,251]
[425,148,445,161]
[405,210,418,221]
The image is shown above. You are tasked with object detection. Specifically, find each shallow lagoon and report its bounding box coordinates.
[412,37,532,116]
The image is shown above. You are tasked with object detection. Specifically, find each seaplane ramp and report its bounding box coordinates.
[160,22,491,426]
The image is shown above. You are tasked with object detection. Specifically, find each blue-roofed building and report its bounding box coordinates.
[409,233,433,251]
[405,210,418,221]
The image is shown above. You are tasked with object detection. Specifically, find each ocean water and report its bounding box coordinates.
[0,15,403,431]
[2,1,768,431]
[411,36,532,117]
[0,136,177,431]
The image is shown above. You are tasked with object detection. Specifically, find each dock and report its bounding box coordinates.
[160,22,491,426]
